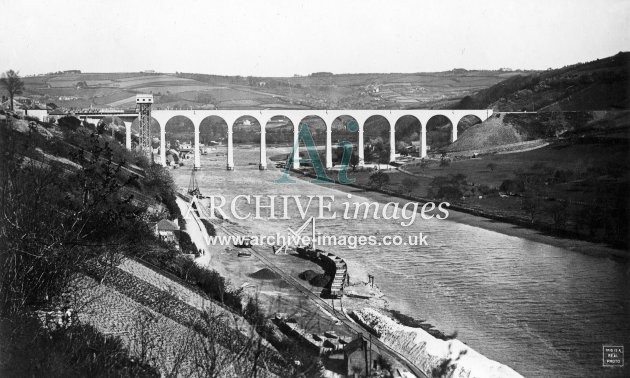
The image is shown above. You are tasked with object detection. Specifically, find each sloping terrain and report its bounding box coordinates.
[445,111,630,153]
[445,113,525,152]
[455,52,630,111]
[22,69,520,111]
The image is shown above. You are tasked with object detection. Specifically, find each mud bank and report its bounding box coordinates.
[353,308,523,378]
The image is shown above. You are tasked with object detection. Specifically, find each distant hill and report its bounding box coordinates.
[455,52,630,111]
[20,69,517,111]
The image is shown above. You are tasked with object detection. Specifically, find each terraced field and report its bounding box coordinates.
[22,69,517,110]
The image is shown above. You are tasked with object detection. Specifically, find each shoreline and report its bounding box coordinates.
[287,169,629,260]
[171,150,625,377]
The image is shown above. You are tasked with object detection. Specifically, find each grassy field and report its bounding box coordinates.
[22,69,518,111]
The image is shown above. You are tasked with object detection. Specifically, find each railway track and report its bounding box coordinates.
[217,222,428,378]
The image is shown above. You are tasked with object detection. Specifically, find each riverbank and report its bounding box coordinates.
[353,308,523,378]
[287,169,629,260]
[171,148,630,377]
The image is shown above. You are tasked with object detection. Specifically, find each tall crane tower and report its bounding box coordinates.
[136,94,153,159]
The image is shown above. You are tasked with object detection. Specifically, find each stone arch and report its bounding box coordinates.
[456,114,483,138]
[199,115,228,167]
[331,115,359,167]
[363,115,391,167]
[232,115,262,145]
[426,114,454,154]
[394,115,422,158]
[264,115,293,146]
[164,115,195,167]
[232,115,262,168]
[296,115,327,168]
[199,115,228,145]
[264,115,294,169]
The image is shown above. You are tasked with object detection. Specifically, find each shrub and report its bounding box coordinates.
[368,170,389,189]
[500,179,525,194]
[57,116,81,131]
[201,219,216,237]
[178,259,243,312]
[4,320,158,377]
[176,230,196,254]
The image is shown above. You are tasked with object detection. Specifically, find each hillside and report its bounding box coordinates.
[0,114,294,377]
[21,69,521,111]
[445,111,630,153]
[455,52,630,111]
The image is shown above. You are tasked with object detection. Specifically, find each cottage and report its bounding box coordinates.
[154,219,180,242]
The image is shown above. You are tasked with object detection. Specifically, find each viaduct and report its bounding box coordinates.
[60,109,493,170]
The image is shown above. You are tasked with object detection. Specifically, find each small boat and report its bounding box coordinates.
[235,236,252,248]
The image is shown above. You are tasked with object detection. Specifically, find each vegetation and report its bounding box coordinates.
[1,112,313,376]
[0,69,24,110]
[0,123,154,314]
[456,52,630,111]
[368,170,390,189]
[0,116,169,374]
[3,320,159,377]
[201,218,217,237]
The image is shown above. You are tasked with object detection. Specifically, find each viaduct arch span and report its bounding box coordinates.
[69,109,493,170]
[151,109,493,170]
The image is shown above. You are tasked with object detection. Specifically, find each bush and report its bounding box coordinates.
[180,260,243,311]
[3,320,158,377]
[57,116,81,131]
[175,230,196,254]
[500,179,525,194]
[201,219,216,237]
[368,170,389,189]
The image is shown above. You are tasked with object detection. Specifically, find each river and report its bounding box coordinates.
[172,146,629,378]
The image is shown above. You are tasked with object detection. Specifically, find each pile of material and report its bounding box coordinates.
[248,268,280,280]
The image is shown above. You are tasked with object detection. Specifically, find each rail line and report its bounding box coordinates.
[217,221,428,378]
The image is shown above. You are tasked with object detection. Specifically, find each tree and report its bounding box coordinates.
[500,179,525,195]
[58,116,81,131]
[0,70,25,111]
[0,126,150,314]
[349,153,359,171]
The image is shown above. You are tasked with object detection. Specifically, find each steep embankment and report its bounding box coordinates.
[353,308,523,378]
[444,113,525,152]
[455,52,630,111]
[444,111,630,153]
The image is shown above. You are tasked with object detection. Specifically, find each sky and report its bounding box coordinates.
[1,0,629,76]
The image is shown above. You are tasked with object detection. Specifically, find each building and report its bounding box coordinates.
[344,334,380,377]
[154,219,180,243]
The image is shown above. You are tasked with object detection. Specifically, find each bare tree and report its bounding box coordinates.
[0,70,24,111]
